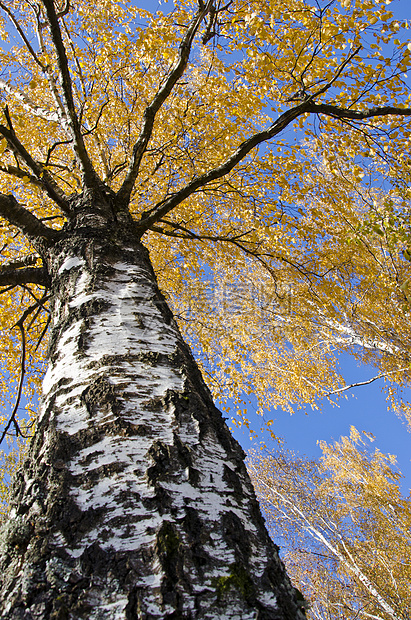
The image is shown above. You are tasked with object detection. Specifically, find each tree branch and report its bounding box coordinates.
[323,367,410,398]
[0,193,60,245]
[135,101,311,232]
[41,0,99,187]
[0,79,59,122]
[252,476,401,620]
[151,219,257,246]
[0,111,71,213]
[117,0,214,206]
[135,101,411,234]
[0,164,44,188]
[0,266,48,288]
[309,103,411,121]
[0,1,45,70]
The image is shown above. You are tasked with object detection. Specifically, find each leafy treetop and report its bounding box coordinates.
[0,0,410,438]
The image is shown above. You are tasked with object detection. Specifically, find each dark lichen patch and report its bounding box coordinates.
[80,375,119,418]
[135,351,173,367]
[143,396,164,412]
[156,521,180,559]
[73,298,112,323]
[104,417,150,438]
[181,507,210,573]
[72,460,125,483]
[133,312,144,328]
[54,377,74,391]
[172,433,193,467]
[214,562,255,603]
[50,603,70,620]
[155,521,184,606]
[3,516,34,551]
[293,587,309,615]
[146,435,194,486]
[121,422,151,436]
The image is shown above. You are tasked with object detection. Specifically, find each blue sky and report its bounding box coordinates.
[230,352,411,493]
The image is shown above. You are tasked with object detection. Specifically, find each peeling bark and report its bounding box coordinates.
[0,212,305,619]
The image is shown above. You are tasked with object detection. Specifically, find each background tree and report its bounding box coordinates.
[248,428,411,620]
[0,0,410,617]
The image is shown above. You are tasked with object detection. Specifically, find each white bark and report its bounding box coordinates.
[0,223,304,620]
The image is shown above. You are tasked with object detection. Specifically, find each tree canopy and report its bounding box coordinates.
[1,2,411,616]
[0,0,410,438]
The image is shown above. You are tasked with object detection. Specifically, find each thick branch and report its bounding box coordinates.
[41,0,99,186]
[0,164,44,188]
[117,0,214,205]
[0,1,76,146]
[0,118,70,213]
[309,103,411,121]
[0,193,60,245]
[0,266,48,288]
[135,102,310,232]
[136,102,411,233]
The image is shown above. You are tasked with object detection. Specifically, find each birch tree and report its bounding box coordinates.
[0,0,410,617]
[248,429,411,620]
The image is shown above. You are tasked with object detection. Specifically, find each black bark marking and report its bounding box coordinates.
[223,463,244,497]
[80,375,119,418]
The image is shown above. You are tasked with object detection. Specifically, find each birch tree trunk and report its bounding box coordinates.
[0,209,304,619]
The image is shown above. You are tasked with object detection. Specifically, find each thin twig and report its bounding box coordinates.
[0,320,26,443]
[324,367,410,397]
[0,293,50,444]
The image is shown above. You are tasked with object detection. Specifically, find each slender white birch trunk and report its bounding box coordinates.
[0,214,305,619]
